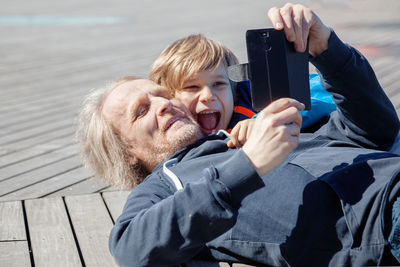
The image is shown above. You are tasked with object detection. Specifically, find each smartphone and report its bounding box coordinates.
[246,28,311,111]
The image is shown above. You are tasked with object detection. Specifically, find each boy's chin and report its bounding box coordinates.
[200,126,221,135]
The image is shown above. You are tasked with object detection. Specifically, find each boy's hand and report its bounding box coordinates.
[267,3,331,57]
[242,98,304,177]
[227,119,255,148]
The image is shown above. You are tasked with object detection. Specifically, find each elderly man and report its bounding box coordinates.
[77,4,400,266]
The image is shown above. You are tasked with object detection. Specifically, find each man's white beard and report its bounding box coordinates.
[147,124,203,170]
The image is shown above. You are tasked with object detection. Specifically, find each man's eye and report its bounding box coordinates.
[137,105,149,118]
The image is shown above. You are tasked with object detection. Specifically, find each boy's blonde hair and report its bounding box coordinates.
[150,34,239,96]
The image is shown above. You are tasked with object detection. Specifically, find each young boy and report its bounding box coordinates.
[149,34,335,146]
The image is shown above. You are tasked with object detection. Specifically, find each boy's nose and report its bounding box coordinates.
[199,86,216,103]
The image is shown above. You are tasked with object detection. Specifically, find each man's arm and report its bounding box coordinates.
[109,150,263,266]
[269,3,400,149]
[311,32,400,149]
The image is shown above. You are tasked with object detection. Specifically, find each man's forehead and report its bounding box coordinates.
[105,79,155,104]
[102,79,170,118]
[102,79,146,118]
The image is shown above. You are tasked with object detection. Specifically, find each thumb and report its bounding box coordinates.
[227,140,235,148]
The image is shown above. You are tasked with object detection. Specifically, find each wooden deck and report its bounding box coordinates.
[0,192,250,266]
[0,0,400,266]
[0,191,128,266]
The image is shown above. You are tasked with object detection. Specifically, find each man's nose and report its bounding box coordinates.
[156,97,173,116]
[199,86,216,103]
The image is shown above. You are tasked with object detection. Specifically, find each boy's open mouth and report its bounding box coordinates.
[197,111,221,133]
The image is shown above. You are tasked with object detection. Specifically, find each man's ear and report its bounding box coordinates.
[126,149,139,165]
[128,155,138,165]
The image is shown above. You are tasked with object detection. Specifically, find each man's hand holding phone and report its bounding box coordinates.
[267,3,331,57]
[241,98,304,177]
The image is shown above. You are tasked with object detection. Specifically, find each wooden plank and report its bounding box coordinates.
[24,197,81,267]
[0,241,31,267]
[65,194,117,267]
[0,117,73,146]
[102,191,130,222]
[0,84,83,111]
[0,102,77,130]
[0,88,81,115]
[0,155,81,199]
[46,177,108,198]
[1,166,92,201]
[0,127,75,156]
[0,110,77,136]
[0,201,26,241]
[0,139,78,175]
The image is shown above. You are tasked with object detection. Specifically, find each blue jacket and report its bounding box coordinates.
[109,32,400,266]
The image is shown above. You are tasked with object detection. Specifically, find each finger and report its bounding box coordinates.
[292,5,305,52]
[268,125,300,152]
[271,106,303,127]
[237,126,247,147]
[287,123,301,137]
[277,125,300,146]
[280,4,296,42]
[228,127,241,148]
[227,140,235,148]
[267,6,284,30]
[282,106,303,127]
[228,136,239,148]
[259,98,304,119]
[301,7,313,51]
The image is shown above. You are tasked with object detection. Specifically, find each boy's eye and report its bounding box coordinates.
[183,85,199,90]
[213,81,228,87]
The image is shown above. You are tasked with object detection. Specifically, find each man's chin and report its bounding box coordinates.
[146,122,203,171]
[168,123,203,148]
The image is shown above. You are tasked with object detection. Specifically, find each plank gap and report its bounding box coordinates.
[0,239,27,242]
[100,192,116,224]
[40,177,93,198]
[62,196,86,267]
[22,200,35,267]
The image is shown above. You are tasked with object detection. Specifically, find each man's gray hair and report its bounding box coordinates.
[76,77,148,190]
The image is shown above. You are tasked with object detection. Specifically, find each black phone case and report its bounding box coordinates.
[246,28,311,111]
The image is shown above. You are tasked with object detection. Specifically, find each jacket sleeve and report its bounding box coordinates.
[310,31,400,150]
[109,150,263,267]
